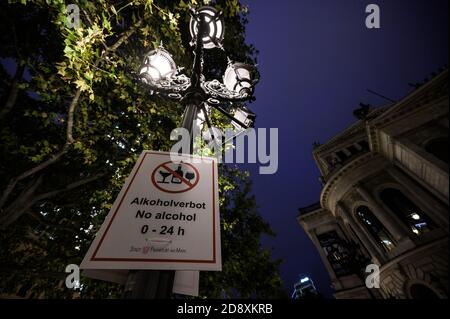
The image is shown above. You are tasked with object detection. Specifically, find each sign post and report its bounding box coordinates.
[80,151,221,296]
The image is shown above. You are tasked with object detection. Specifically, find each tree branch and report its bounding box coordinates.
[106,18,143,53]
[32,173,105,203]
[0,84,82,211]
[66,88,82,144]
[0,62,25,120]
[0,146,67,211]
[0,172,104,230]
[0,176,43,229]
[0,18,142,216]
[26,211,80,235]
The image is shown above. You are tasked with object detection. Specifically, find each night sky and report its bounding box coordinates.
[238,0,449,297]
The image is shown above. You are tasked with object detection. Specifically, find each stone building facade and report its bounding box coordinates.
[297,69,449,299]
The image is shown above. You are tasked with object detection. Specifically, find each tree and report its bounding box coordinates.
[200,166,285,298]
[0,0,284,298]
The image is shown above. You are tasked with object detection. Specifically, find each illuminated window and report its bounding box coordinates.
[316,231,352,277]
[380,188,434,236]
[356,205,395,251]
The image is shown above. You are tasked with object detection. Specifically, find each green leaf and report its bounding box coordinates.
[74,79,89,91]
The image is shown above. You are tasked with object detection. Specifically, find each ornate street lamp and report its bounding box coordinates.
[137,6,259,149]
[189,6,224,49]
[139,47,177,84]
[223,62,258,96]
[126,5,260,299]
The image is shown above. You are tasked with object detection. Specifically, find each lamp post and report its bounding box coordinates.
[123,6,259,299]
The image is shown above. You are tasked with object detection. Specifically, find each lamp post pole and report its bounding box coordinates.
[122,109,199,299]
[122,17,207,300]
[122,105,198,299]
[124,6,258,299]
[179,13,207,153]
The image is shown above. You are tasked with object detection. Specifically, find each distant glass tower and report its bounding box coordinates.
[292,275,318,299]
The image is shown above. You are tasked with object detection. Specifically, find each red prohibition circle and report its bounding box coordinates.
[151,161,200,193]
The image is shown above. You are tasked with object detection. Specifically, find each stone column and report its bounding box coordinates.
[337,201,385,263]
[342,148,352,157]
[336,217,356,243]
[386,166,449,227]
[354,183,409,242]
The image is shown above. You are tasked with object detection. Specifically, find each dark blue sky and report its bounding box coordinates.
[239,0,448,297]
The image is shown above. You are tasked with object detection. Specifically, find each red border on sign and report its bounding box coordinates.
[151,161,200,193]
[90,151,216,264]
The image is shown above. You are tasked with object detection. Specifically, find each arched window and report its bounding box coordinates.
[355,206,395,251]
[409,283,439,299]
[424,137,449,164]
[316,231,353,277]
[380,188,434,236]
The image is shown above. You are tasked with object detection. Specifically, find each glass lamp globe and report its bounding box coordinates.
[223,63,258,95]
[189,6,224,49]
[139,47,177,83]
[231,105,256,129]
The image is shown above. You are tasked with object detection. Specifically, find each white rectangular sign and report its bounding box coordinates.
[172,270,200,296]
[80,151,221,271]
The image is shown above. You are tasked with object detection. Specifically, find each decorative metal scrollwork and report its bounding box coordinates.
[202,79,250,102]
[140,73,191,99]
